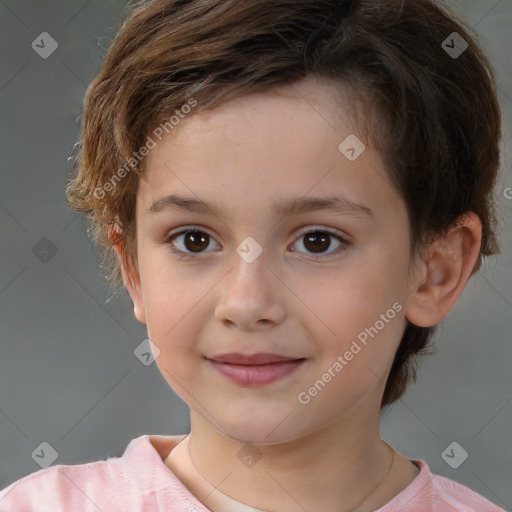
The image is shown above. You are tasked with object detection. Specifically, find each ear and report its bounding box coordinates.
[108,225,147,325]
[404,212,482,328]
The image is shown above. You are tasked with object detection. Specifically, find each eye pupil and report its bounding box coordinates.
[304,232,331,253]
[185,231,209,252]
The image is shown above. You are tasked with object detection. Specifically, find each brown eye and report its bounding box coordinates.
[165,226,349,260]
[291,229,349,258]
[303,232,332,253]
[183,231,210,252]
[165,229,221,258]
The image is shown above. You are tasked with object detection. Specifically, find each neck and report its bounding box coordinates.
[168,408,404,512]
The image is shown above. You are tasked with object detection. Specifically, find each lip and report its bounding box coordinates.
[209,353,301,365]
[207,353,306,386]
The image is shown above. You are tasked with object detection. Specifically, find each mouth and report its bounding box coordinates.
[207,353,306,386]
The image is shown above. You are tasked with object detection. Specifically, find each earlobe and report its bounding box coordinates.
[404,212,482,328]
[121,258,147,325]
[109,227,147,325]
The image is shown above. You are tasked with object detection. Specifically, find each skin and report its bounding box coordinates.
[115,76,482,512]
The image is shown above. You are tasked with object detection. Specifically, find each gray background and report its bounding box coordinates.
[0,0,511,509]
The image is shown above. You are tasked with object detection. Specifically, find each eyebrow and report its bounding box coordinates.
[146,193,374,219]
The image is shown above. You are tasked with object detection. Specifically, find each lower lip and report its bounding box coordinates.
[209,359,305,386]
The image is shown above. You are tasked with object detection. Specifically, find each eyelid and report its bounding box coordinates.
[165,224,216,239]
[165,224,349,240]
[294,224,349,239]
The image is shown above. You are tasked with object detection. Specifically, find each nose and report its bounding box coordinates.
[214,249,286,330]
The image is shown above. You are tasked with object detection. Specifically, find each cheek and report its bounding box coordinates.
[309,253,402,325]
[296,246,407,368]
[142,274,207,392]
[139,259,206,353]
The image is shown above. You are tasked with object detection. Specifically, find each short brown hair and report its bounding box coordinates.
[66,0,502,407]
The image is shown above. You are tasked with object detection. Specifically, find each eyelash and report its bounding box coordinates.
[163,225,350,261]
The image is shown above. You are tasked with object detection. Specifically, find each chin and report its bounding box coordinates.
[217,412,312,446]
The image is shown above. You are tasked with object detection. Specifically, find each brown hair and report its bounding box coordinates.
[66,0,502,407]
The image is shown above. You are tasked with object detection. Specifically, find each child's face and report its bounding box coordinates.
[127,77,417,444]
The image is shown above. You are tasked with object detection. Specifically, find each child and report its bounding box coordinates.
[0,0,506,510]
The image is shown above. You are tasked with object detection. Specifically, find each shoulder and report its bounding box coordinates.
[0,436,143,511]
[0,461,109,510]
[0,433,194,512]
[429,469,506,511]
[383,459,506,512]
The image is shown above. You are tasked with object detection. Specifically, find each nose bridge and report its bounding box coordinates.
[215,236,285,328]
[229,236,271,296]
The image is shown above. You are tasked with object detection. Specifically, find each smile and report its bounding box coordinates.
[207,356,306,386]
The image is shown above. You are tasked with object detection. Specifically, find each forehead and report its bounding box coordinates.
[137,77,398,223]
[143,78,355,168]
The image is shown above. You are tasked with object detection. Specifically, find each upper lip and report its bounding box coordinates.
[208,353,304,365]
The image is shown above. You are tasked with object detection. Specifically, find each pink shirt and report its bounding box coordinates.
[0,434,505,511]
